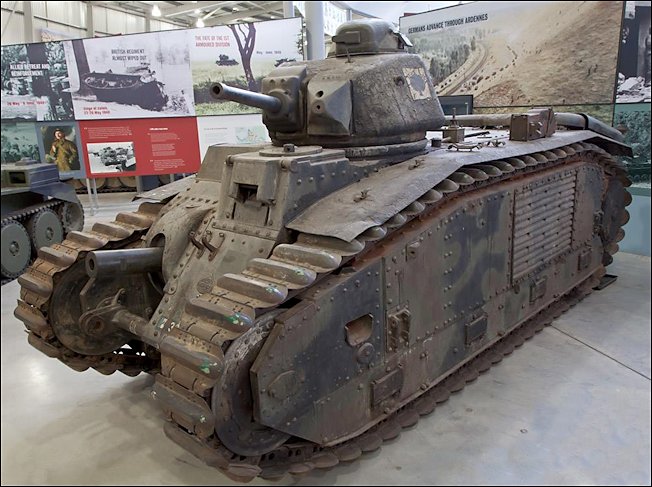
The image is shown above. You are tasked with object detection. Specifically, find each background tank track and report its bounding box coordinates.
[15,142,631,481]
[2,199,68,286]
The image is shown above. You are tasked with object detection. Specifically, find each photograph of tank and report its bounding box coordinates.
[614,103,651,186]
[1,41,74,121]
[190,17,303,116]
[86,142,137,174]
[400,1,622,107]
[616,1,651,103]
[63,30,195,119]
[39,122,85,178]
[0,122,40,163]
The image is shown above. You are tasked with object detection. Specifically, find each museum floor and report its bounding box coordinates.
[1,192,650,486]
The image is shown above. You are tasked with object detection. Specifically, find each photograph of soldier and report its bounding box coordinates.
[616,1,652,102]
[42,125,80,172]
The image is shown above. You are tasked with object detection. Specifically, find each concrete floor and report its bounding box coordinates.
[1,193,650,485]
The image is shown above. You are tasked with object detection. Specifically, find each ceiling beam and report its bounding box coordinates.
[203,1,284,26]
[161,1,237,17]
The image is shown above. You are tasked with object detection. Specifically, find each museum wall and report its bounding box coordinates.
[1,1,182,45]
[1,16,302,183]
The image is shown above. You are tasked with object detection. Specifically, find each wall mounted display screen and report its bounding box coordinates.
[438,95,473,115]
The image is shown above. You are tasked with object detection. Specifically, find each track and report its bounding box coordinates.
[14,141,631,482]
[2,199,66,286]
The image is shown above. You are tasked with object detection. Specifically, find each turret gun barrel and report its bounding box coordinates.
[211,82,283,114]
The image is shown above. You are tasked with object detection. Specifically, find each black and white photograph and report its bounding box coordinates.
[1,41,74,121]
[64,30,195,120]
[38,123,83,178]
[614,103,651,186]
[86,141,137,174]
[616,1,652,103]
[0,121,39,163]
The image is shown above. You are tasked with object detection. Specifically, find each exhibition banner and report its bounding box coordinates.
[78,117,201,177]
[613,103,651,187]
[1,41,74,121]
[64,30,195,120]
[616,1,651,103]
[400,1,623,107]
[190,17,303,116]
[196,114,269,160]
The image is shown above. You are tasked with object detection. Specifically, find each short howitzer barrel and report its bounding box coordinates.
[86,247,164,278]
[211,82,283,114]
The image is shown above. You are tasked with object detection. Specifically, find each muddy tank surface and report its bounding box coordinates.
[14,19,631,482]
[2,158,84,283]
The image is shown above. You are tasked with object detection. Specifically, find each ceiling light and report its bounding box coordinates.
[196,18,205,28]
[151,4,161,17]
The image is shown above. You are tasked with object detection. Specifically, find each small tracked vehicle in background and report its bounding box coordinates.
[14,19,631,482]
[2,159,84,283]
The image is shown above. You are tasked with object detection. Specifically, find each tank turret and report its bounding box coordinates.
[212,19,446,154]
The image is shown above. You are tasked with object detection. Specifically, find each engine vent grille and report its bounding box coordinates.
[512,171,577,280]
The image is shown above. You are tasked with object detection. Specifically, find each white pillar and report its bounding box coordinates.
[23,0,34,43]
[86,2,95,37]
[305,1,325,60]
[283,1,294,18]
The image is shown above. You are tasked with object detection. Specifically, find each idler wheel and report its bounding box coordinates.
[1,220,31,279]
[213,311,291,457]
[59,201,85,233]
[27,208,63,251]
[49,261,133,355]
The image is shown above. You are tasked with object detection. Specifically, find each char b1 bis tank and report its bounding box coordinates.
[15,19,631,481]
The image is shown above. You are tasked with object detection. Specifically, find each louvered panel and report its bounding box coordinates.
[512,171,577,280]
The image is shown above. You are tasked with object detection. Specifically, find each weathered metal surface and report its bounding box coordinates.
[287,131,613,242]
[134,175,196,202]
[12,18,632,484]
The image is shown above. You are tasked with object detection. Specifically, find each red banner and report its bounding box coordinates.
[78,117,201,177]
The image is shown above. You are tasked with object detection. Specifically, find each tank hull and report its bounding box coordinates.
[14,137,630,480]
